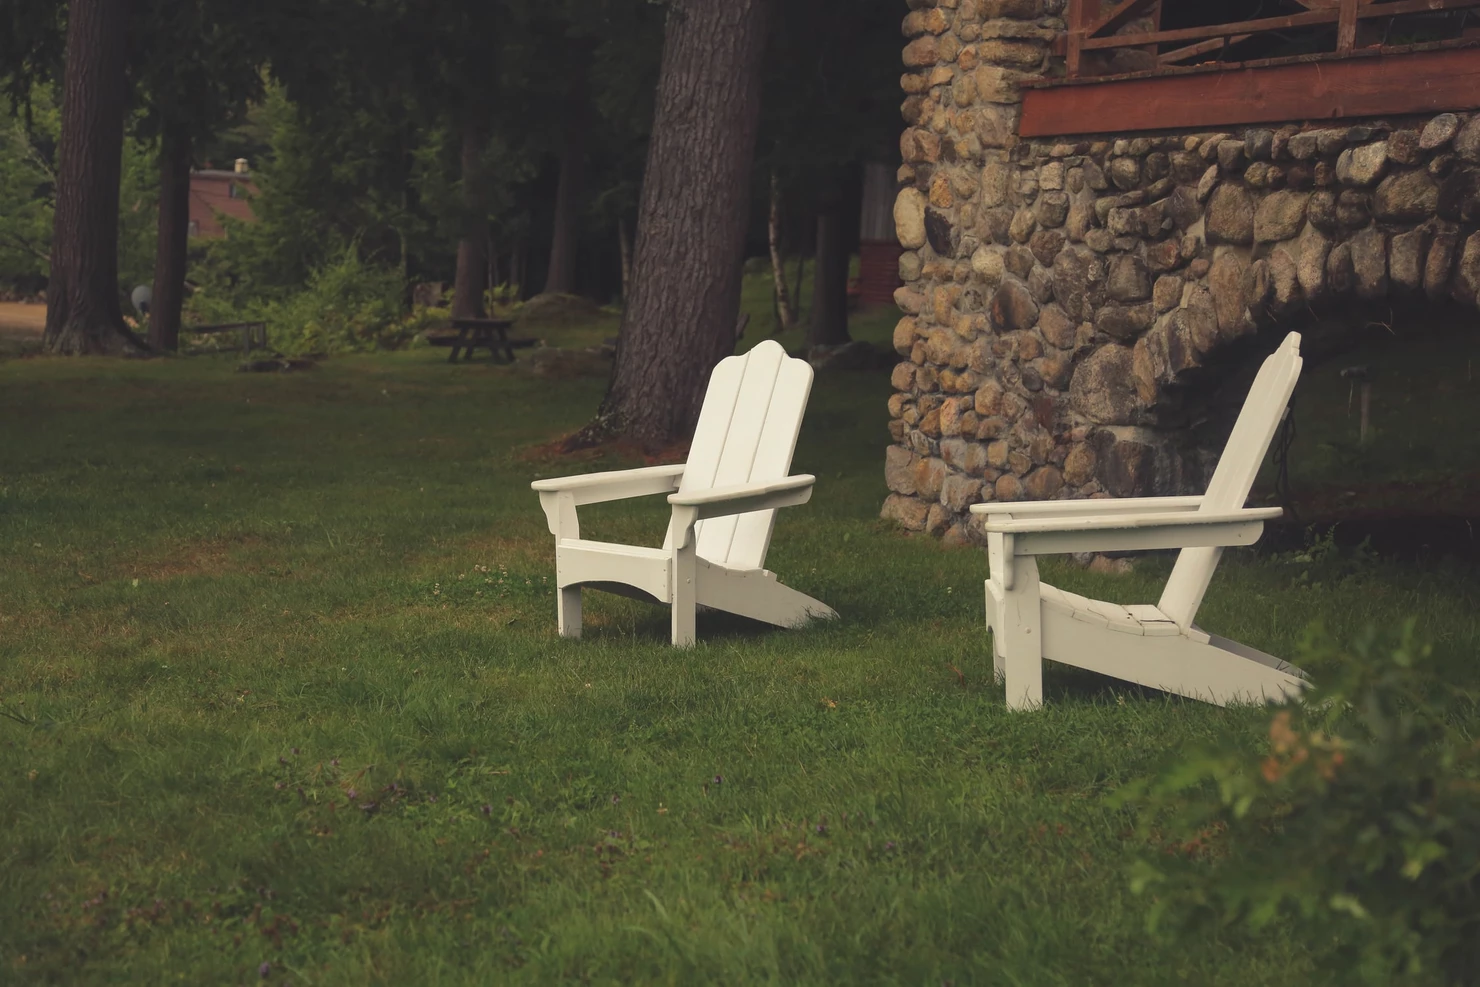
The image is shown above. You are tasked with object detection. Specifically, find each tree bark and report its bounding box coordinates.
[148,124,191,352]
[807,201,851,348]
[595,0,775,449]
[767,172,796,333]
[793,252,805,323]
[486,232,496,300]
[617,217,632,304]
[542,71,589,297]
[515,238,529,300]
[44,0,147,356]
[451,113,487,320]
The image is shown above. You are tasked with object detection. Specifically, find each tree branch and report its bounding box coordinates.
[0,230,51,265]
[2,120,58,184]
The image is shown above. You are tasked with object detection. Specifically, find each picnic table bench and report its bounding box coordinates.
[188,321,268,357]
[426,318,537,363]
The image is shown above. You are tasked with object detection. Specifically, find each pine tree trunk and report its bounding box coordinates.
[486,232,495,301]
[399,192,410,292]
[451,114,487,320]
[148,124,191,353]
[542,73,589,297]
[43,0,146,356]
[617,218,632,304]
[596,0,774,449]
[767,172,795,333]
[793,252,805,323]
[807,205,851,348]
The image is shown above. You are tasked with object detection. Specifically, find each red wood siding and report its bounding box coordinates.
[188,173,258,238]
[1021,46,1480,137]
[859,240,903,306]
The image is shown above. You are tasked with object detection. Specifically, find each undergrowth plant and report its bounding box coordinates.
[1118,621,1480,985]
[190,245,429,355]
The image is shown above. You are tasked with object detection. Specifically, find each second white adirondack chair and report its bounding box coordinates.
[531,340,836,647]
[971,331,1310,711]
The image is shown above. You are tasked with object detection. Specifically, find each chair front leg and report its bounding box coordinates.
[989,531,1044,711]
[671,542,696,647]
[558,586,582,638]
[985,580,1005,684]
[669,506,699,648]
[542,491,581,638]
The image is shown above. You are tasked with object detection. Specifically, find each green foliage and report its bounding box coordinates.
[1117,622,1480,985]
[115,135,162,301]
[186,80,543,309]
[757,0,902,194]
[0,82,160,294]
[188,86,400,298]
[408,118,539,254]
[130,0,275,145]
[0,0,65,115]
[0,92,54,284]
[193,244,419,355]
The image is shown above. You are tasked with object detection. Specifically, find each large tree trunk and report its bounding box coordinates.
[542,72,589,297]
[767,172,796,333]
[595,0,774,449]
[148,124,191,352]
[515,238,530,300]
[44,0,146,356]
[806,195,851,348]
[617,218,632,304]
[451,114,487,320]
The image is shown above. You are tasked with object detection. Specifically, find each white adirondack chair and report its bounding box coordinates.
[971,331,1309,711]
[531,340,836,647]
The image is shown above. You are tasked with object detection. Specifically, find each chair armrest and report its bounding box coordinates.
[970,495,1204,518]
[982,506,1281,534]
[531,463,685,506]
[985,506,1282,557]
[668,475,815,520]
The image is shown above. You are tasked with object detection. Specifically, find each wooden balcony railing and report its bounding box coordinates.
[1064,0,1480,79]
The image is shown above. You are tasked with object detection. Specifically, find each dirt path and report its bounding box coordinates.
[0,302,46,338]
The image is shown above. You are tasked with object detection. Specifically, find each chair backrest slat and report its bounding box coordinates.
[1159,332,1302,630]
[666,340,814,569]
[726,358,814,569]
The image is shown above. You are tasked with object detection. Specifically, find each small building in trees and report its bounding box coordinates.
[860,161,906,305]
[885,0,1480,542]
[188,158,257,238]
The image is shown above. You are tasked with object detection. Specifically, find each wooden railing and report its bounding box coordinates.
[1064,0,1480,78]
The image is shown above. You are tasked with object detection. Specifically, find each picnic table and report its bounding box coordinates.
[188,321,268,358]
[428,318,536,363]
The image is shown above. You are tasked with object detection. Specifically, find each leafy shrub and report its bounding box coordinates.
[263,248,408,354]
[1116,622,1480,986]
[191,246,421,355]
[0,82,158,294]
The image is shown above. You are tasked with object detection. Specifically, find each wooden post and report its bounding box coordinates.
[1139,1,1163,70]
[671,534,697,648]
[1067,0,1102,77]
[1359,382,1371,444]
[1067,0,1083,76]
[1337,0,1359,53]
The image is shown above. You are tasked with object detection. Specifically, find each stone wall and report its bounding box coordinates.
[882,0,1480,544]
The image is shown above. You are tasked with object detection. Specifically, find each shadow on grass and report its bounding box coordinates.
[553,599,833,648]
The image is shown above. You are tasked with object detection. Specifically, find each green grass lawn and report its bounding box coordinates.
[2,310,1477,984]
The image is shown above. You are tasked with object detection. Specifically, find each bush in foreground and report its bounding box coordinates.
[1119,621,1480,985]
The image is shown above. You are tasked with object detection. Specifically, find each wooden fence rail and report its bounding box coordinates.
[1065,0,1480,78]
